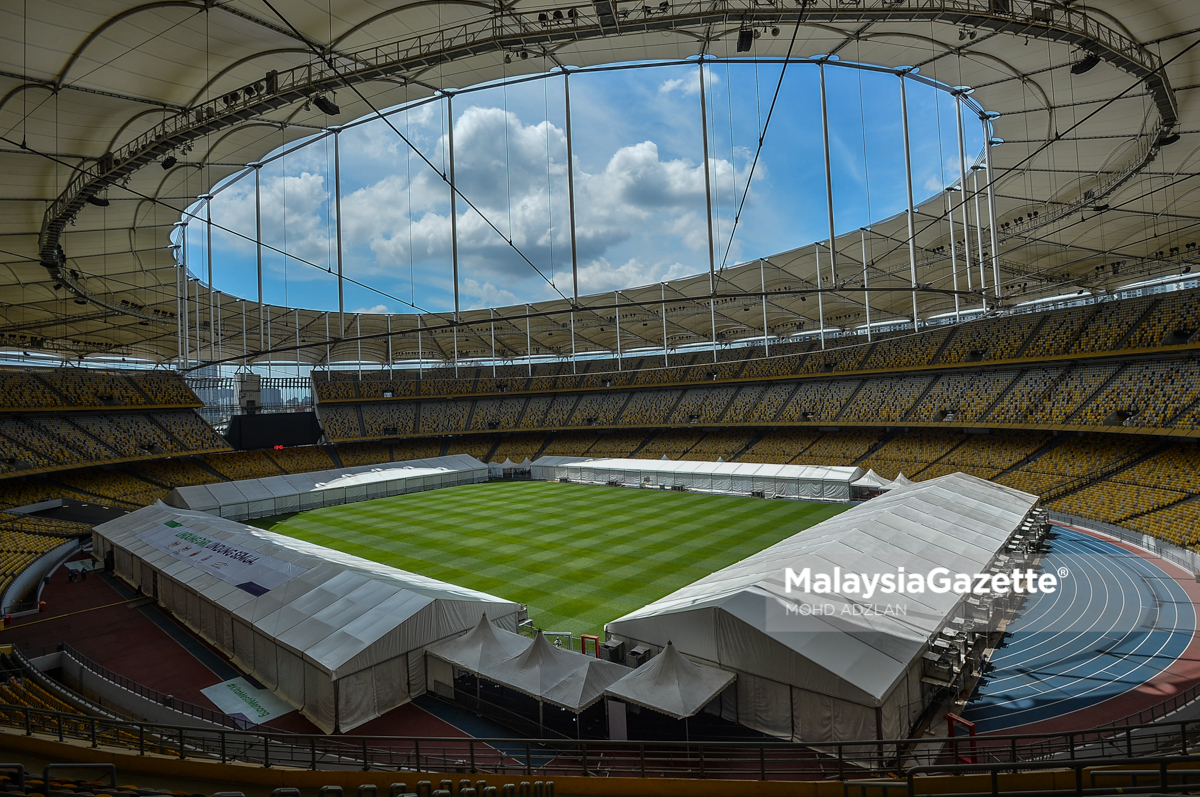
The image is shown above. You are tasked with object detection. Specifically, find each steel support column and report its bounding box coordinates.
[448,94,460,377]
[699,58,718,363]
[255,165,265,351]
[860,230,872,341]
[900,75,920,332]
[983,117,1002,301]
[955,96,976,309]
[820,63,838,286]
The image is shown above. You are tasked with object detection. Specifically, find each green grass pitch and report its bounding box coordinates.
[252,480,849,637]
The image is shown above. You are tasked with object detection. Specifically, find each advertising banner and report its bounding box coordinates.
[138,521,306,595]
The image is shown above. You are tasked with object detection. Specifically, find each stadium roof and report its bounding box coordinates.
[1,1,1196,364]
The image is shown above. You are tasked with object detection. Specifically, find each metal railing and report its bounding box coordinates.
[1049,512,1200,580]
[4,704,1200,781]
[880,755,1200,797]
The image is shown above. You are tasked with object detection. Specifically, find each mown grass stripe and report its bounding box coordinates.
[252,481,847,636]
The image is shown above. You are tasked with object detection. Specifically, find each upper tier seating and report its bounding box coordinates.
[0,368,199,411]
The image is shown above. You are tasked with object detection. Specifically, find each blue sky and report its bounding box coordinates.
[185,59,985,316]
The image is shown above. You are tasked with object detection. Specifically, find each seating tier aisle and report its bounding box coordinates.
[997,437,1150,498]
[446,437,495,461]
[53,471,166,508]
[584,431,647,458]
[682,430,755,461]
[336,441,394,466]
[859,431,968,481]
[203,451,283,480]
[266,446,335,474]
[737,429,823,464]
[489,433,547,462]
[636,430,704,460]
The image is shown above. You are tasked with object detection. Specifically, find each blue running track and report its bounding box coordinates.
[961,527,1195,733]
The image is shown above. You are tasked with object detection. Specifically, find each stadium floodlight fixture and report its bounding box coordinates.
[161,154,177,170]
[86,194,109,207]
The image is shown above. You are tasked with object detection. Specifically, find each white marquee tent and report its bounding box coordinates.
[427,624,630,714]
[605,473,1038,743]
[531,457,862,501]
[166,455,487,521]
[604,641,736,720]
[92,503,521,733]
[851,470,892,492]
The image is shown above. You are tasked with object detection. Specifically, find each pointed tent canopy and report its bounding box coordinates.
[889,473,915,488]
[604,641,736,720]
[521,458,532,466]
[502,458,516,467]
[483,632,631,712]
[851,469,891,490]
[426,613,532,671]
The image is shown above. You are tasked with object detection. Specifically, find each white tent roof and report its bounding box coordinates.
[481,632,631,712]
[851,469,891,490]
[533,456,861,483]
[606,473,1037,703]
[426,613,533,671]
[167,455,486,514]
[604,641,736,720]
[888,473,915,488]
[94,502,520,680]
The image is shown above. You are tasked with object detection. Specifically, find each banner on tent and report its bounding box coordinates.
[138,521,307,596]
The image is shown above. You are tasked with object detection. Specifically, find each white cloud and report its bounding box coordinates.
[659,69,717,96]
[210,171,334,277]
[353,304,389,314]
[460,278,518,310]
[574,256,695,295]
[211,100,761,308]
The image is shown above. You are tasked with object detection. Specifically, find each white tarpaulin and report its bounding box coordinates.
[93,502,521,734]
[531,457,862,501]
[167,455,488,521]
[605,473,1038,744]
[604,641,736,720]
